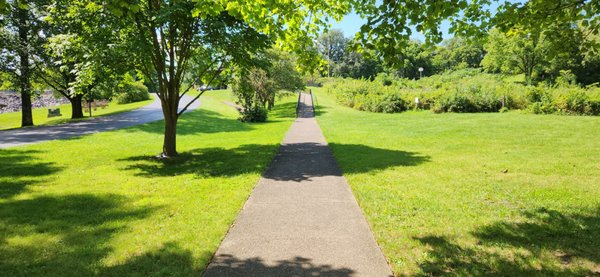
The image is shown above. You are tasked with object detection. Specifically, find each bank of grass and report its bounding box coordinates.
[314,88,600,275]
[0,91,295,276]
[0,96,154,130]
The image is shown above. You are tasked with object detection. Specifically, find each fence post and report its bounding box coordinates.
[296,91,301,117]
[310,89,315,116]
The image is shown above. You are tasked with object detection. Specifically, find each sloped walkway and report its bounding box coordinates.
[0,95,200,148]
[204,93,393,276]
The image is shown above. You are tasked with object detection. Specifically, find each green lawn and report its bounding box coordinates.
[0,96,154,130]
[0,91,295,276]
[314,88,600,276]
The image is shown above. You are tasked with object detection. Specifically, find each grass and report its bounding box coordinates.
[0,91,295,276]
[0,96,154,130]
[313,87,600,276]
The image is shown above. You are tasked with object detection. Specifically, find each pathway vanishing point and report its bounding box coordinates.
[204,93,393,277]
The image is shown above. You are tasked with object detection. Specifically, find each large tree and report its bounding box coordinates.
[316,29,349,77]
[0,0,48,127]
[103,0,351,157]
[37,0,128,119]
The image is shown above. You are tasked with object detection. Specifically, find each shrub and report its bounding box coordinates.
[114,81,150,104]
[323,70,600,116]
[239,106,268,122]
[432,85,501,113]
[376,92,409,113]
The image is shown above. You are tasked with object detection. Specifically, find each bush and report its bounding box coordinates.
[239,106,268,122]
[114,81,150,104]
[323,70,600,116]
[432,85,501,113]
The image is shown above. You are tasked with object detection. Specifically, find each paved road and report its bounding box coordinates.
[204,93,393,277]
[0,94,200,148]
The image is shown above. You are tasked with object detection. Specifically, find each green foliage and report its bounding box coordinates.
[232,48,305,122]
[325,69,600,115]
[114,74,150,104]
[239,106,269,122]
[433,37,484,71]
[432,85,501,113]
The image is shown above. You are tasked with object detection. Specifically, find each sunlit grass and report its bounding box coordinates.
[0,92,295,276]
[314,87,600,276]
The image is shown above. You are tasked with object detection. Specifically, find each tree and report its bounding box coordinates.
[351,0,492,67]
[433,36,484,71]
[103,0,351,157]
[37,0,128,119]
[481,28,547,84]
[334,51,382,80]
[481,26,581,84]
[0,0,49,127]
[386,40,435,79]
[316,29,349,77]
[233,48,305,119]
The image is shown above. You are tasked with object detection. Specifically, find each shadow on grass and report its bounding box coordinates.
[0,149,62,198]
[119,144,280,178]
[329,143,430,174]
[204,254,355,276]
[120,143,428,181]
[415,208,600,275]
[128,109,254,135]
[0,194,161,276]
[100,242,210,276]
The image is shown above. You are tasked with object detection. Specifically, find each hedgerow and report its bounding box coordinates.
[323,69,600,115]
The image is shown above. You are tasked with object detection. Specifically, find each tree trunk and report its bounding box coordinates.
[20,84,34,127]
[70,94,84,119]
[162,112,178,157]
[160,86,180,157]
[17,5,33,127]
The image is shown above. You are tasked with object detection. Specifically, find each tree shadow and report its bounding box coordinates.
[474,207,600,265]
[127,109,254,135]
[415,207,600,276]
[264,143,428,182]
[203,254,355,277]
[0,194,159,276]
[329,143,430,173]
[119,143,428,182]
[99,242,210,277]
[0,149,62,198]
[119,144,280,178]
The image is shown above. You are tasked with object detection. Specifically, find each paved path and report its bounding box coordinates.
[204,93,393,277]
[0,94,200,148]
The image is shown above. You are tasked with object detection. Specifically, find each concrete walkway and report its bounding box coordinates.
[204,93,393,277]
[0,94,200,148]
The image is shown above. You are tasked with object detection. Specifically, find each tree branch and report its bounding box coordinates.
[177,66,222,117]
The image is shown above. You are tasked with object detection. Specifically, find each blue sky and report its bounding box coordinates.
[329,1,511,41]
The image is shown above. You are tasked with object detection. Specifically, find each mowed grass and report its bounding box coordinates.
[0,96,154,130]
[0,91,295,276]
[314,88,600,276]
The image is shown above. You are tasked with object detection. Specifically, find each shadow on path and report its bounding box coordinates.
[204,254,355,277]
[263,142,430,182]
[415,207,600,275]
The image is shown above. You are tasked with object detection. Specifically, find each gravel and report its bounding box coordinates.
[0,90,70,114]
